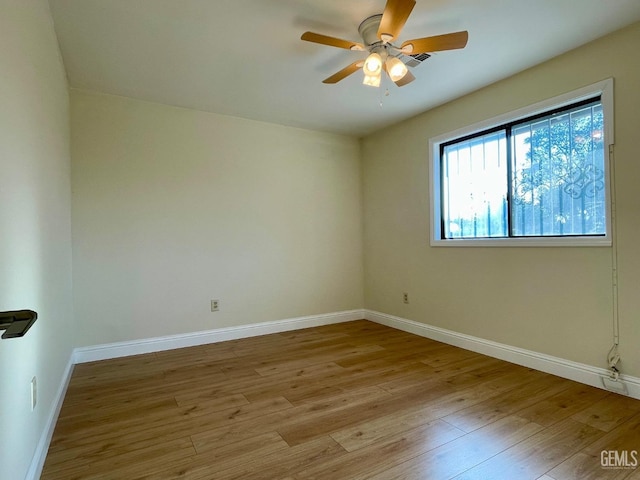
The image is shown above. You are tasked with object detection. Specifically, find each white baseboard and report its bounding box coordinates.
[73,309,365,364]
[26,354,75,480]
[365,309,640,400]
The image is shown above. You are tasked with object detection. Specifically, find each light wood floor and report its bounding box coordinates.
[42,320,640,480]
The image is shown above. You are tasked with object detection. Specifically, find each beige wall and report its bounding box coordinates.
[0,0,74,478]
[362,22,640,377]
[71,91,364,346]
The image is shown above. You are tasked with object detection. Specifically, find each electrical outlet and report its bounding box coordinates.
[403,293,409,304]
[211,300,219,312]
[30,376,37,411]
[602,375,628,395]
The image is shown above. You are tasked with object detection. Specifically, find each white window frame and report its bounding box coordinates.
[429,78,614,247]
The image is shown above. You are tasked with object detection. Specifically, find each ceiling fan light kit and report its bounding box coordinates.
[363,73,382,87]
[363,52,383,76]
[362,51,383,87]
[301,0,468,88]
[385,56,409,82]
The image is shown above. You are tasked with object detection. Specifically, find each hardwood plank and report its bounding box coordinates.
[253,343,385,377]
[374,364,443,394]
[442,371,572,432]
[42,437,196,480]
[572,393,640,432]
[276,386,404,445]
[49,396,293,453]
[429,353,506,379]
[330,381,504,452]
[213,435,346,480]
[441,361,531,391]
[190,386,388,453]
[515,382,610,427]
[188,362,347,405]
[421,345,484,368]
[452,418,605,480]
[547,412,640,480]
[55,395,179,426]
[296,419,465,479]
[334,342,446,369]
[334,357,450,395]
[544,452,634,480]
[365,415,544,480]
[194,429,284,457]
[626,467,640,479]
[134,432,290,480]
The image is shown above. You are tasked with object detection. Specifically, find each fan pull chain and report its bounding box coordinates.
[379,73,390,108]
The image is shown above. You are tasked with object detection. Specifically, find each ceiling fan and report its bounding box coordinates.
[301,0,468,88]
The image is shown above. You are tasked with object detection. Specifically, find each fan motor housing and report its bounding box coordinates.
[358,14,384,47]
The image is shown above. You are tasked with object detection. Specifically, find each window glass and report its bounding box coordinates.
[511,101,605,236]
[439,98,605,241]
[442,131,507,238]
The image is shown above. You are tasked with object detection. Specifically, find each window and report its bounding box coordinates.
[430,79,613,246]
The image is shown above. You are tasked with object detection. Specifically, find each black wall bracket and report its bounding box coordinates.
[0,310,38,339]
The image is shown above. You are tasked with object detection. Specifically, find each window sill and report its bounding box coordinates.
[430,236,612,247]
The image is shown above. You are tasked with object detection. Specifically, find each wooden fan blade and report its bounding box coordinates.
[323,61,363,84]
[393,69,415,87]
[377,0,416,42]
[401,31,469,54]
[301,32,364,51]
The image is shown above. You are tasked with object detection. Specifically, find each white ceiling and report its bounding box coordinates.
[49,0,640,137]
